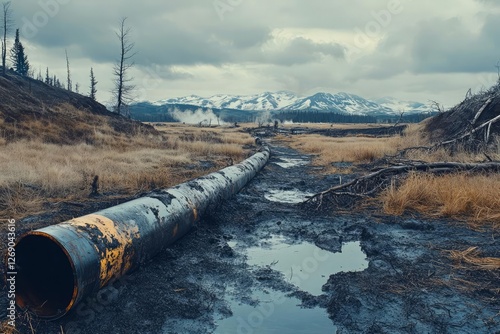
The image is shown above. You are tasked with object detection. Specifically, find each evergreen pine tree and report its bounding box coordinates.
[89,67,97,100]
[9,29,29,76]
[45,67,50,85]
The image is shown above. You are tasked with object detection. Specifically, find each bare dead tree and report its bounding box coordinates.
[393,109,405,128]
[1,1,13,76]
[65,49,72,91]
[113,17,136,116]
[429,100,444,113]
[465,88,472,100]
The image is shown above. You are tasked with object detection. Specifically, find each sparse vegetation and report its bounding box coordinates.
[279,121,500,301]
[278,123,500,229]
[0,121,254,220]
[276,132,401,173]
[381,172,500,228]
[448,247,500,271]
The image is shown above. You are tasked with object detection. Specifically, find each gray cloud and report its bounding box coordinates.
[410,15,500,73]
[3,0,498,107]
[262,37,346,66]
[345,11,500,85]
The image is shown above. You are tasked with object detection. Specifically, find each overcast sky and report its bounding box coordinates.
[7,0,500,107]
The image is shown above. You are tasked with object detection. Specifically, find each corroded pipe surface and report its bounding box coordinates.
[14,148,270,319]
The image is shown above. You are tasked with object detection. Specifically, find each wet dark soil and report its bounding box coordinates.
[2,134,499,334]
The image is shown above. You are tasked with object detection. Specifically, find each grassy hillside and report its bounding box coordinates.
[0,70,157,144]
[0,72,256,221]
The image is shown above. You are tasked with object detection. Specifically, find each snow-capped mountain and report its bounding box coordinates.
[150,91,434,116]
[375,97,434,115]
[154,91,299,111]
[280,92,393,115]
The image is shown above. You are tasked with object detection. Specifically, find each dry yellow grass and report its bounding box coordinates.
[277,133,400,173]
[277,123,500,228]
[279,123,500,171]
[381,172,500,228]
[0,123,254,219]
[0,322,20,334]
[396,124,500,162]
[448,247,500,271]
[380,127,500,227]
[276,124,428,172]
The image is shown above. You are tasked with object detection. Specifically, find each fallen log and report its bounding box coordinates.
[12,147,270,319]
[304,162,500,209]
[471,97,493,126]
[399,97,499,156]
[440,114,500,146]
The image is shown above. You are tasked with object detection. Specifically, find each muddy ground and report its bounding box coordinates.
[1,128,499,334]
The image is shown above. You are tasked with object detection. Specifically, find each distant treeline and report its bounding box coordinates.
[132,112,177,122]
[276,111,377,123]
[276,110,434,124]
[129,104,177,122]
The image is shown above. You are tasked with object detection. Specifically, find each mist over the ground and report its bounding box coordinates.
[171,108,225,125]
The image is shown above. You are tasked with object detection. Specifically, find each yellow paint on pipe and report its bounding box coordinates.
[192,206,198,221]
[68,214,140,287]
[172,223,179,238]
[186,199,198,221]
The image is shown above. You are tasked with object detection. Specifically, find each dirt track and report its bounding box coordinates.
[2,137,499,334]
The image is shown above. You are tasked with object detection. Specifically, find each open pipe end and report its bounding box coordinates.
[14,233,77,319]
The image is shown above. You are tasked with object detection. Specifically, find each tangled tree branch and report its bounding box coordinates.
[303,162,500,210]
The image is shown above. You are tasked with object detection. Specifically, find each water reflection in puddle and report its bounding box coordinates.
[215,290,335,334]
[274,158,308,169]
[246,235,368,296]
[264,189,314,204]
[216,236,368,333]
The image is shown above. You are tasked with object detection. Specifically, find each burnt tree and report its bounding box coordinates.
[1,1,12,76]
[112,17,136,116]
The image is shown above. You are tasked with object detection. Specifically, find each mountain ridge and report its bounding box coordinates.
[148,91,434,116]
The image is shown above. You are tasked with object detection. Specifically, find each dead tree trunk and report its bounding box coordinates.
[1,2,12,76]
[113,17,136,115]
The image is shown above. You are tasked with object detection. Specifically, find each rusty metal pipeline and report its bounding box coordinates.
[13,147,270,319]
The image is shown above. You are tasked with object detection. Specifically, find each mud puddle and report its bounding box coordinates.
[264,189,314,204]
[213,236,367,333]
[215,289,334,334]
[240,235,367,296]
[274,157,309,169]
